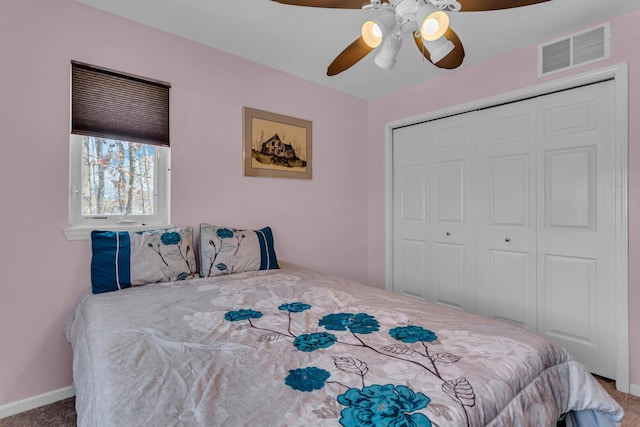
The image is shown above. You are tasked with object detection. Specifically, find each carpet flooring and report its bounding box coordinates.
[0,377,638,426]
[0,397,76,427]
[595,376,640,427]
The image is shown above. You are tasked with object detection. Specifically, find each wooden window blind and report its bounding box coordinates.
[71,61,170,146]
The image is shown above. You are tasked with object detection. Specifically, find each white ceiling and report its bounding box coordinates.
[76,0,640,100]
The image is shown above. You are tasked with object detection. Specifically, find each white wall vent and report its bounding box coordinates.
[539,23,610,77]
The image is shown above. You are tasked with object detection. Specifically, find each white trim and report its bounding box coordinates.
[384,63,629,393]
[387,65,626,130]
[384,123,394,292]
[0,386,74,420]
[64,223,175,241]
[630,383,640,398]
[612,64,630,394]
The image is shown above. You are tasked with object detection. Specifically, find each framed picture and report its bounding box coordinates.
[243,107,312,179]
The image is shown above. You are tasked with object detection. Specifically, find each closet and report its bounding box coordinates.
[392,80,617,379]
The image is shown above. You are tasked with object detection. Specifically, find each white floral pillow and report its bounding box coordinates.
[199,224,279,277]
[91,227,198,294]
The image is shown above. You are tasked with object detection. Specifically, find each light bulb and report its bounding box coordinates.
[420,10,449,42]
[372,24,382,38]
[362,21,382,48]
[421,18,439,38]
[361,10,397,48]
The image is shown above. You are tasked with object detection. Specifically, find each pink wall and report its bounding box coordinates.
[0,0,368,406]
[1,0,638,409]
[366,10,640,387]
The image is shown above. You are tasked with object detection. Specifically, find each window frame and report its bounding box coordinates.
[64,135,171,240]
[65,62,172,241]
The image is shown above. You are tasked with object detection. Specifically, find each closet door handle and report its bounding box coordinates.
[505,237,511,242]
[446,231,451,236]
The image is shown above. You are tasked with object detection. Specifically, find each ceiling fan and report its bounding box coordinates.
[272,0,551,76]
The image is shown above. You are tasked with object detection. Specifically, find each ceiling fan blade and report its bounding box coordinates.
[271,0,373,9]
[414,27,465,69]
[327,36,375,76]
[458,0,551,12]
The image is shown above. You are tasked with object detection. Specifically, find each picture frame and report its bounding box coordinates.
[243,107,312,179]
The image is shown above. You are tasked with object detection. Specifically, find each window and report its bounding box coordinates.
[65,62,171,240]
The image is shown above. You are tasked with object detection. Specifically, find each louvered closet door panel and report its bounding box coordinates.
[536,81,617,379]
[428,115,477,312]
[392,126,430,300]
[475,104,537,330]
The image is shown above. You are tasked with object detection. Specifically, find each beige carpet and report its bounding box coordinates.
[595,376,640,427]
[0,397,76,427]
[0,377,638,426]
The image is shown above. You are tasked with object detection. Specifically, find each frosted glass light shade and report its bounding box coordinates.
[362,10,397,48]
[419,10,449,41]
[362,21,382,47]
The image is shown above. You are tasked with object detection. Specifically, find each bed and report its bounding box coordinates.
[65,261,623,426]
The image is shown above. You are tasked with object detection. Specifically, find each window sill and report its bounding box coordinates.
[64,223,174,241]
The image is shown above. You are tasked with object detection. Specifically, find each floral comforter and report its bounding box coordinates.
[64,264,623,426]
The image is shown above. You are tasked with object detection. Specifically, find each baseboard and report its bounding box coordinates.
[0,386,74,419]
[631,383,640,398]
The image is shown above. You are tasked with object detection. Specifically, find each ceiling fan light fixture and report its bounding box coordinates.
[425,35,455,63]
[417,7,449,41]
[362,21,382,47]
[374,35,403,70]
[361,9,397,48]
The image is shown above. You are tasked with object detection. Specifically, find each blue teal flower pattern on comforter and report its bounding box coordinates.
[286,367,331,392]
[224,303,476,427]
[72,265,623,426]
[338,384,432,427]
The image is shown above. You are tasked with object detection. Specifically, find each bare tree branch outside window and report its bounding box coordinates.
[81,137,155,216]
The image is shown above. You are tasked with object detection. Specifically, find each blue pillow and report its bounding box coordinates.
[199,224,279,277]
[91,227,197,294]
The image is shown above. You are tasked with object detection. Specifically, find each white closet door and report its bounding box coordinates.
[392,125,430,300]
[536,81,617,379]
[391,79,618,379]
[427,115,477,312]
[392,116,477,311]
[476,103,538,330]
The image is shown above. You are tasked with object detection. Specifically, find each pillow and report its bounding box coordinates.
[91,226,197,294]
[199,224,279,277]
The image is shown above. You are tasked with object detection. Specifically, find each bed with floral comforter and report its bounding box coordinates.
[64,264,623,426]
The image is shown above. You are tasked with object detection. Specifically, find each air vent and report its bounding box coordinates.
[539,23,610,76]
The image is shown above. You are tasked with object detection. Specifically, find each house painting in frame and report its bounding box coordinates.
[243,107,312,179]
